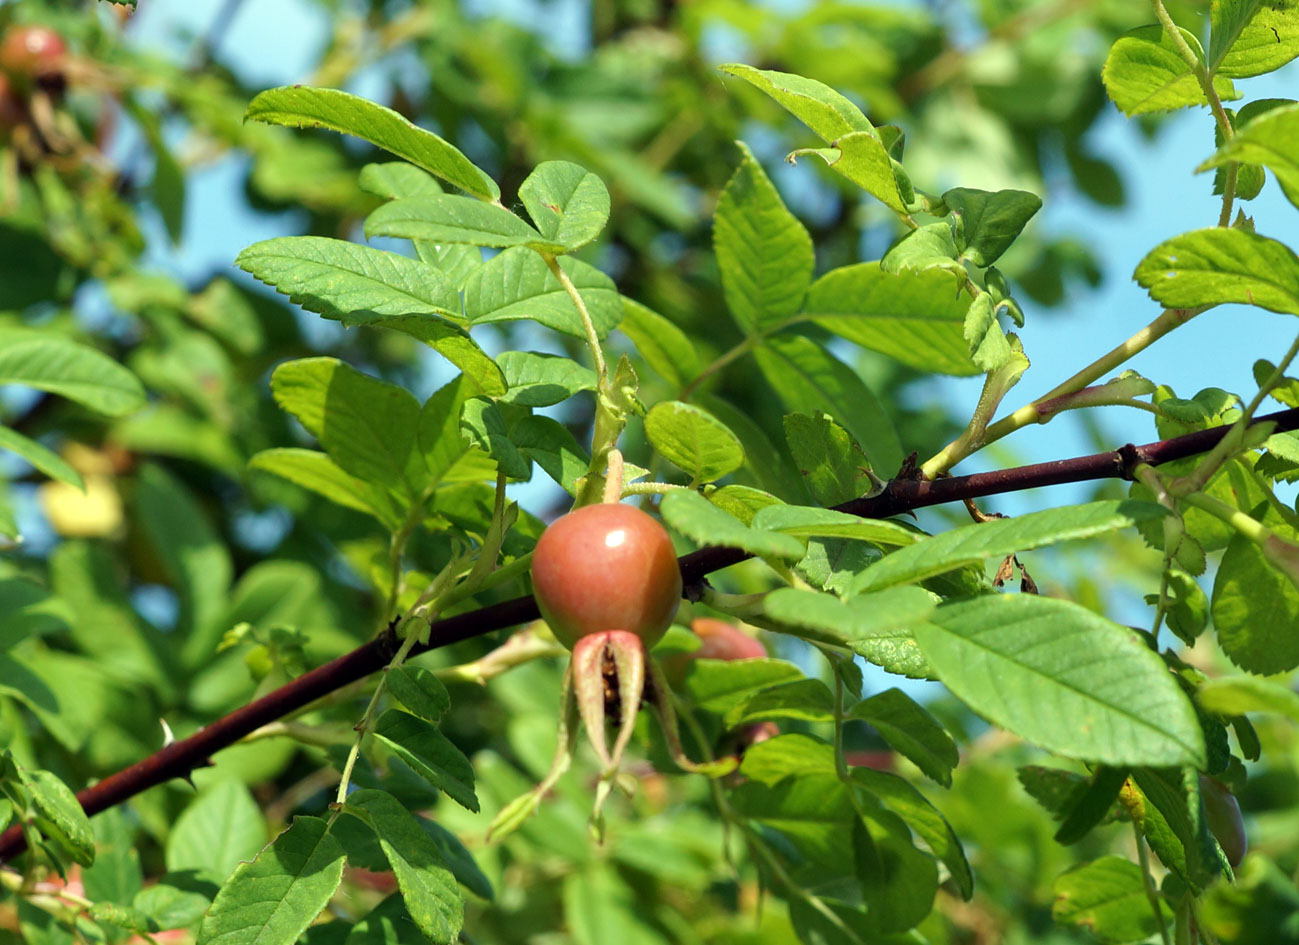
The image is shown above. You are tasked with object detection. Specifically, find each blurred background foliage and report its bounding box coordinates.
[2,0,1295,942]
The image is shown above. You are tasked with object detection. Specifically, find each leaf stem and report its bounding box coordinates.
[679,336,756,401]
[1135,824,1174,945]
[544,252,607,383]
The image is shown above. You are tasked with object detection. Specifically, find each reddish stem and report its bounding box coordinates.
[2,406,1297,862]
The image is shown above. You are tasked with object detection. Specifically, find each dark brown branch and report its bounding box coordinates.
[3,406,1297,863]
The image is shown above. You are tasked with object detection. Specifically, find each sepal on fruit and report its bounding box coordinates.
[572,630,646,776]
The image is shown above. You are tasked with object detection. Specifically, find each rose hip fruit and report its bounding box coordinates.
[692,618,767,661]
[0,26,67,78]
[531,502,682,650]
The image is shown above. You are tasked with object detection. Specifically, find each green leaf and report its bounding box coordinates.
[386,666,451,723]
[754,334,902,475]
[1102,25,1239,116]
[762,587,937,679]
[1198,674,1299,720]
[1215,2,1299,77]
[682,658,807,714]
[459,397,530,481]
[700,395,809,499]
[83,807,142,907]
[372,709,479,812]
[789,131,909,214]
[372,315,507,397]
[236,237,461,322]
[725,678,836,726]
[510,415,589,496]
[0,327,145,417]
[944,187,1042,267]
[133,873,214,932]
[420,818,493,901]
[463,247,622,339]
[563,867,662,945]
[751,504,921,547]
[660,489,805,559]
[245,86,498,200]
[250,448,398,526]
[0,424,82,490]
[880,222,963,278]
[343,790,463,943]
[1212,530,1299,673]
[714,141,814,333]
[802,262,979,377]
[645,400,744,483]
[1054,766,1130,845]
[617,299,699,390]
[21,767,94,867]
[851,806,940,934]
[166,778,268,884]
[195,816,345,945]
[916,595,1205,767]
[851,499,1167,594]
[849,688,958,788]
[358,161,444,200]
[365,194,558,250]
[781,412,876,506]
[963,294,1012,371]
[497,351,597,407]
[1135,227,1299,315]
[416,377,488,491]
[851,767,973,900]
[1199,102,1299,211]
[1053,856,1172,943]
[271,357,421,493]
[517,161,610,251]
[719,64,875,142]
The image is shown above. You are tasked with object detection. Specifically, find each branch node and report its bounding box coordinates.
[1116,443,1143,481]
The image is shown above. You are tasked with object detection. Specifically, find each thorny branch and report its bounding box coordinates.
[3,405,1299,862]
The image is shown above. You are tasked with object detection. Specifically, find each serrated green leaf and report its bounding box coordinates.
[83,806,142,907]
[373,315,506,397]
[660,489,804,559]
[1053,856,1172,943]
[518,161,610,251]
[420,818,493,901]
[195,816,345,945]
[365,194,559,251]
[0,425,82,490]
[1215,2,1299,77]
[916,595,1205,767]
[343,790,463,943]
[617,299,699,389]
[21,768,94,867]
[1199,102,1299,211]
[166,778,268,884]
[781,411,875,506]
[1135,227,1299,314]
[372,709,479,812]
[1197,674,1299,720]
[271,357,422,492]
[852,767,973,900]
[789,130,909,213]
[645,400,744,483]
[964,293,1012,371]
[459,397,530,481]
[0,327,145,417]
[236,237,461,322]
[714,141,814,333]
[133,873,214,931]
[751,504,920,547]
[250,448,397,525]
[682,658,806,714]
[463,247,621,339]
[724,678,836,727]
[802,262,979,376]
[880,221,963,278]
[358,161,443,200]
[246,87,497,200]
[1212,530,1299,673]
[719,64,874,142]
[386,666,451,723]
[849,688,957,787]
[754,334,902,475]
[944,187,1042,267]
[510,415,589,496]
[497,351,596,407]
[851,499,1167,594]
[1102,25,1239,116]
[763,587,937,679]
